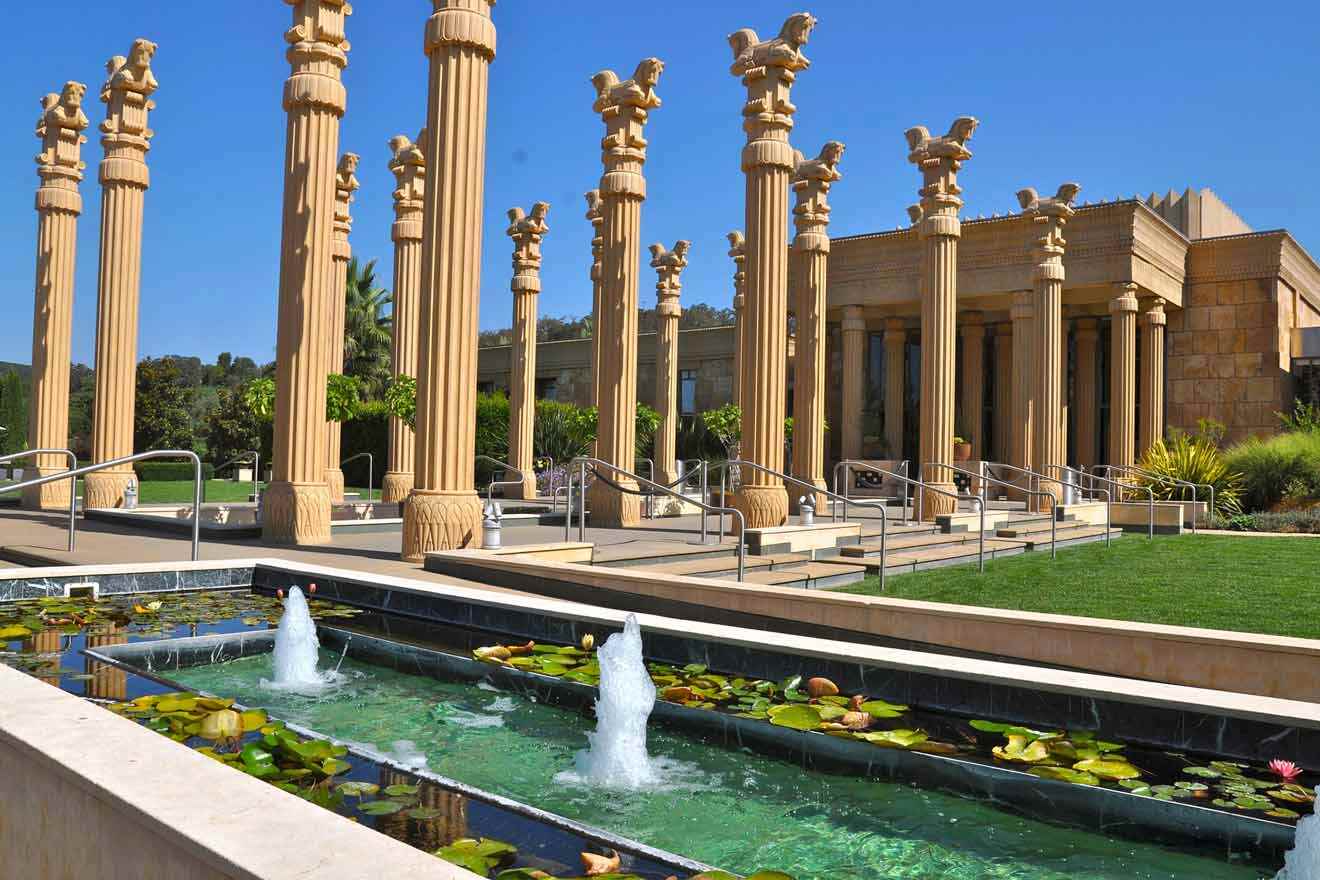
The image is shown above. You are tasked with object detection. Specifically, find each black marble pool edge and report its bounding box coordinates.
[83,631,712,879]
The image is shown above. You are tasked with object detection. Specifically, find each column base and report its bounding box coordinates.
[734,483,789,531]
[380,471,414,504]
[325,468,346,504]
[587,480,641,528]
[919,481,957,520]
[261,480,332,545]
[83,469,135,510]
[787,479,829,516]
[401,489,482,562]
[20,465,72,511]
[1037,478,1064,513]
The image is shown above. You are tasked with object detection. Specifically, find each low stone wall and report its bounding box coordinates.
[0,664,469,880]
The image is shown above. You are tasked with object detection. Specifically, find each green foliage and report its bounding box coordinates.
[475,391,510,484]
[676,414,725,462]
[634,402,661,461]
[383,374,417,430]
[701,403,741,457]
[340,400,388,489]
[205,385,268,469]
[533,400,592,463]
[0,370,27,456]
[325,373,361,423]
[242,378,275,422]
[1277,400,1320,434]
[1135,432,1243,516]
[134,461,215,482]
[1224,430,1320,512]
[1223,507,1320,534]
[134,357,199,453]
[342,258,393,399]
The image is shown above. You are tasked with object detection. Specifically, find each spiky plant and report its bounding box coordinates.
[1136,433,1244,517]
[342,258,393,399]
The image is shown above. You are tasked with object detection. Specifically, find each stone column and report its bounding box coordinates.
[1020,183,1080,509]
[1109,284,1139,468]
[381,132,426,503]
[906,117,978,518]
[883,319,906,461]
[1010,291,1034,474]
[1073,318,1099,467]
[1139,301,1167,455]
[650,241,690,486]
[727,231,746,408]
[790,142,843,510]
[840,305,866,461]
[24,83,88,511]
[729,13,816,530]
[585,190,604,408]
[506,202,550,500]
[958,312,985,460]
[585,59,664,528]
[85,41,158,510]
[992,322,1012,462]
[402,0,497,560]
[325,152,359,504]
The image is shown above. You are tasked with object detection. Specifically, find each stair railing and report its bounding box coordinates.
[564,456,745,581]
[0,450,203,560]
[0,449,78,551]
[831,459,911,525]
[925,462,1060,559]
[1094,463,1209,533]
[475,454,526,506]
[339,452,374,502]
[1042,464,1153,540]
[215,450,260,504]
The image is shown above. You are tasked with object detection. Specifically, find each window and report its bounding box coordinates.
[679,370,697,415]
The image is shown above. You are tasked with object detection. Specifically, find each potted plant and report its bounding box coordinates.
[953,435,972,461]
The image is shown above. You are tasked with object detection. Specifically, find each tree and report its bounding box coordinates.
[134,357,198,452]
[342,257,393,399]
[0,370,27,456]
[205,385,268,468]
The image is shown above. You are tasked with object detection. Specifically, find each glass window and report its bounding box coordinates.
[679,370,697,415]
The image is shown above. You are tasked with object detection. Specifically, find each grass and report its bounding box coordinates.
[0,480,376,505]
[833,534,1320,640]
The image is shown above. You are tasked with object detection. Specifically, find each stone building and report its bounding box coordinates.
[475,187,1320,466]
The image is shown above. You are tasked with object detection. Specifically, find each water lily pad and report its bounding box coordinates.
[0,624,34,639]
[384,783,420,797]
[435,837,517,875]
[767,704,822,731]
[1073,758,1141,780]
[857,729,928,749]
[1267,807,1301,819]
[1268,785,1315,804]
[319,757,351,776]
[407,807,445,820]
[1182,765,1223,779]
[993,735,1052,764]
[858,699,908,718]
[1028,766,1100,785]
[359,800,405,815]
[240,710,268,732]
[336,781,380,797]
[1233,794,1273,810]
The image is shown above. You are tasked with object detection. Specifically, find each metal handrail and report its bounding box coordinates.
[831,459,912,525]
[0,450,202,560]
[340,452,374,502]
[927,462,1058,560]
[1096,463,1210,533]
[709,458,894,589]
[475,454,525,506]
[215,450,260,503]
[565,456,745,581]
[1043,463,1153,541]
[638,459,706,523]
[536,456,556,501]
[0,449,78,551]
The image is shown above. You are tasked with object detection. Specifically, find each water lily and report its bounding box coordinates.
[580,849,620,876]
[1270,759,1303,782]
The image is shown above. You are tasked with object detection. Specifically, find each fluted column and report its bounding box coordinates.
[585,190,604,408]
[992,322,1012,462]
[1109,285,1139,468]
[584,59,664,529]
[650,241,689,486]
[1010,291,1034,476]
[264,0,350,545]
[727,231,746,408]
[1021,183,1079,510]
[1139,301,1166,456]
[381,132,426,503]
[840,305,865,461]
[958,312,985,461]
[1074,318,1099,468]
[24,83,88,511]
[402,0,497,560]
[85,41,158,510]
[883,319,905,461]
[325,153,359,503]
[506,203,550,500]
[729,13,816,530]
[789,143,843,512]
[907,117,978,519]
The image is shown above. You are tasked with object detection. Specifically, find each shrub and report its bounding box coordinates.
[1224,431,1320,512]
[340,400,388,489]
[533,400,592,465]
[206,385,268,470]
[475,391,510,485]
[1223,507,1320,534]
[134,461,215,482]
[1135,433,1243,516]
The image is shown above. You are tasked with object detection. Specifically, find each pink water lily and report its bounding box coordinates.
[1269,759,1303,782]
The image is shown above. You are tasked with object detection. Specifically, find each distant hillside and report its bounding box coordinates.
[0,362,30,381]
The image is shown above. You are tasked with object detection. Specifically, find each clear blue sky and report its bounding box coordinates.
[2,1,1316,367]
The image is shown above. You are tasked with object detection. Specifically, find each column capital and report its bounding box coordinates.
[994,320,1012,338]
[1011,290,1034,321]
[650,240,690,316]
[424,0,497,60]
[507,202,550,295]
[283,0,350,115]
[960,310,985,327]
[585,189,604,282]
[730,13,815,169]
[1074,316,1100,338]
[727,230,746,307]
[35,82,89,208]
[332,152,359,262]
[792,140,843,252]
[388,130,426,241]
[99,39,158,189]
[1018,182,1080,278]
[884,317,906,339]
[841,304,866,332]
[905,116,977,235]
[1143,300,1167,326]
[1110,283,1140,314]
[592,59,664,198]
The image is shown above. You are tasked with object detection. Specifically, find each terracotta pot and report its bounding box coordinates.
[953,442,972,462]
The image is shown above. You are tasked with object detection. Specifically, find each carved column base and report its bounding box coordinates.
[919,482,957,520]
[325,468,346,504]
[401,489,483,562]
[21,465,72,511]
[261,480,332,545]
[1038,478,1064,513]
[380,471,414,504]
[735,484,789,531]
[587,480,641,528]
[787,479,828,516]
[83,469,135,510]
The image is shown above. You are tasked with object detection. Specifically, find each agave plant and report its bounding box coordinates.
[1136,433,1244,517]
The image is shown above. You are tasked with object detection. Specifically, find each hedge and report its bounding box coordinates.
[134,461,216,482]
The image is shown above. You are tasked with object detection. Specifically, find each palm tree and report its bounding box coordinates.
[342,257,393,399]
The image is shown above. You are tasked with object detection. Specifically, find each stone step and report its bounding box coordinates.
[857,521,940,540]
[637,554,778,578]
[592,540,734,569]
[823,539,1026,575]
[995,518,1088,539]
[736,561,865,590]
[838,530,983,556]
[1014,526,1124,550]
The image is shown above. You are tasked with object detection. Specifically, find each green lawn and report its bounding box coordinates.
[1,480,375,505]
[834,534,1320,639]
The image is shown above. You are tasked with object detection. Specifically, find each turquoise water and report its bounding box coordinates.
[173,651,1271,880]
